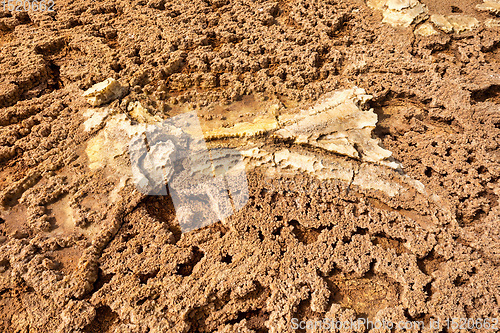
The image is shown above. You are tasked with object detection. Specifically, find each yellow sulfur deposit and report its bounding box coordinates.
[82,78,125,106]
[128,101,162,124]
[204,116,278,140]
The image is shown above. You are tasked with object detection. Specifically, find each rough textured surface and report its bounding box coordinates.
[414,22,439,36]
[367,0,428,28]
[0,0,500,332]
[82,78,126,107]
[430,14,480,33]
[477,1,500,16]
[370,0,500,34]
[274,88,399,169]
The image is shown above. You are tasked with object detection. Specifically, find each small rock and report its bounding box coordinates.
[431,14,479,33]
[476,1,500,15]
[11,230,28,239]
[414,22,438,36]
[127,101,161,123]
[485,18,500,28]
[82,78,125,106]
[368,0,428,28]
[42,258,59,270]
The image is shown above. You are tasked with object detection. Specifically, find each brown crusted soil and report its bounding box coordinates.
[0,0,499,332]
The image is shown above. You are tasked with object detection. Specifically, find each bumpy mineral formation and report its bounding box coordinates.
[82,78,125,106]
[2,2,500,331]
[82,87,407,200]
[274,88,400,169]
[430,14,480,33]
[241,146,422,197]
[204,116,278,140]
[367,0,496,34]
[485,18,500,28]
[414,22,438,36]
[127,101,161,124]
[367,0,428,27]
[476,1,500,15]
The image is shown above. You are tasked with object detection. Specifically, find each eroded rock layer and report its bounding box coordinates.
[0,0,499,332]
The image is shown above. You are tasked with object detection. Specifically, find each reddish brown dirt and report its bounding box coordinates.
[0,0,499,332]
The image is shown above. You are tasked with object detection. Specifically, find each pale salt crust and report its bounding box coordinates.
[82,84,423,198]
[274,88,399,169]
[127,101,162,123]
[237,88,425,197]
[476,1,500,15]
[430,14,479,34]
[485,18,500,28]
[367,0,428,28]
[367,0,496,34]
[414,22,438,36]
[82,78,125,107]
[241,146,426,197]
[204,116,279,140]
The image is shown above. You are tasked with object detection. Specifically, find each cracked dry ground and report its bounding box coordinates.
[0,0,500,332]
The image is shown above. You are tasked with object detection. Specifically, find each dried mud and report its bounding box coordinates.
[0,0,499,332]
